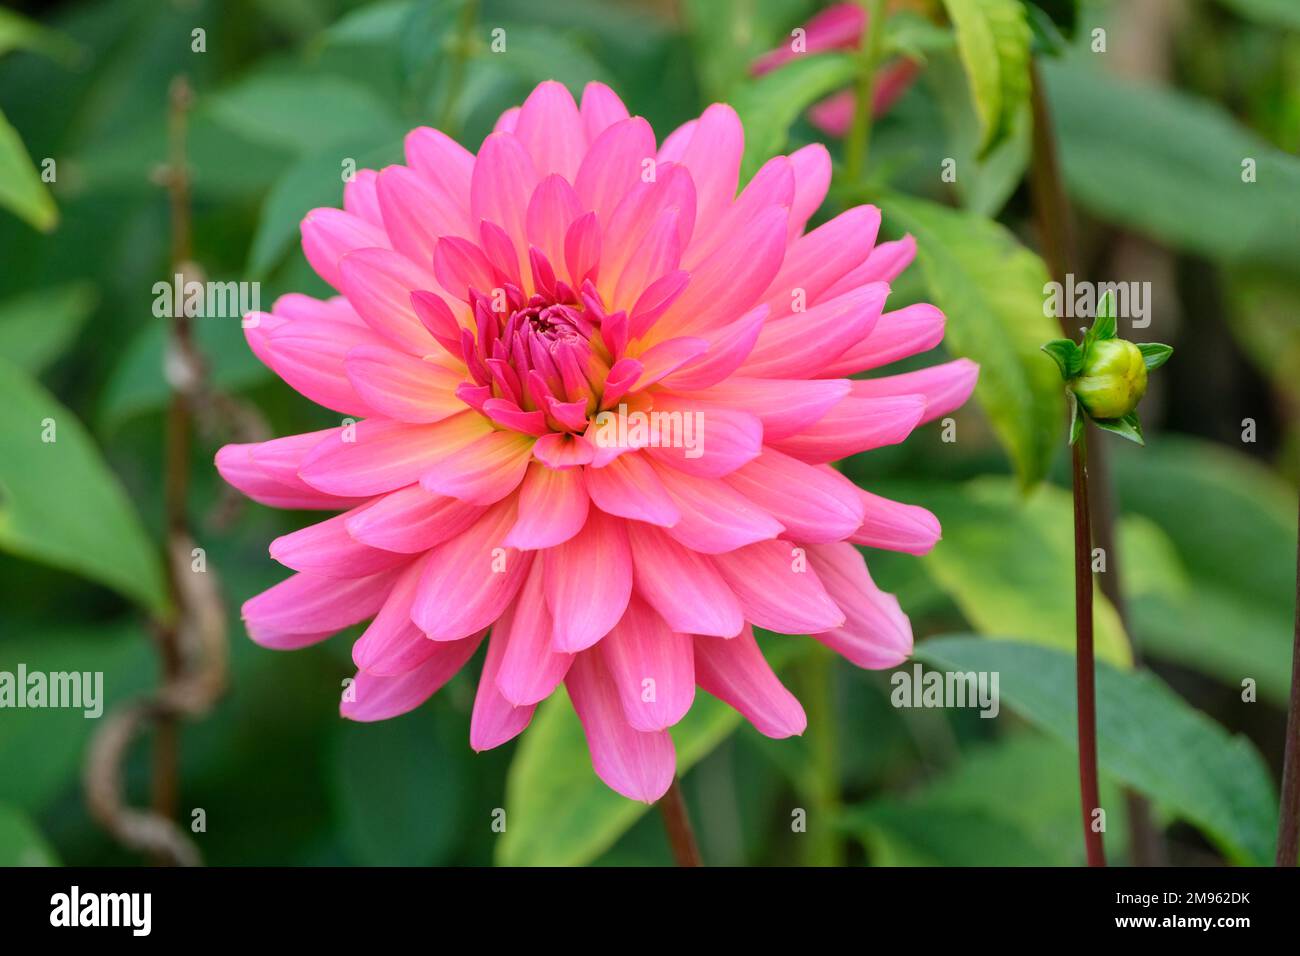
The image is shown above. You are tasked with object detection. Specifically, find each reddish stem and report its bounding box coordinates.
[1276,490,1300,866]
[657,777,702,867]
[1072,437,1106,866]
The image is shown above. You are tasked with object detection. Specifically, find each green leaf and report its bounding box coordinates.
[204,73,404,153]
[0,107,57,232]
[0,357,167,613]
[247,137,405,278]
[927,49,1031,217]
[882,193,1063,487]
[0,622,155,812]
[1112,437,1298,704]
[732,53,860,180]
[1040,338,1081,379]
[883,11,956,61]
[1042,57,1300,268]
[0,8,82,63]
[916,635,1278,865]
[841,733,1128,865]
[886,477,1132,666]
[499,638,808,865]
[0,804,58,866]
[330,706,467,865]
[1216,0,1300,30]
[0,283,97,375]
[1091,412,1144,445]
[940,0,1032,155]
[1137,343,1173,370]
[98,315,270,432]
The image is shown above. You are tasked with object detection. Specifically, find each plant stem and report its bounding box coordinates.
[1072,435,1106,866]
[1029,58,1161,864]
[657,777,702,867]
[436,0,479,137]
[802,642,844,866]
[1276,489,1300,866]
[844,0,885,182]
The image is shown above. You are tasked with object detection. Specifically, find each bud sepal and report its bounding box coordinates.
[1040,292,1172,447]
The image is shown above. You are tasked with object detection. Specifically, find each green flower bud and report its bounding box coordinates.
[1070,338,1147,420]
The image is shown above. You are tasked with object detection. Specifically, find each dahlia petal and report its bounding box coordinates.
[411,498,534,641]
[807,542,912,668]
[850,358,979,425]
[752,2,864,75]
[342,632,484,722]
[629,333,708,389]
[493,107,520,133]
[377,164,473,265]
[513,80,584,180]
[768,394,926,463]
[599,596,694,731]
[583,452,680,527]
[642,396,762,479]
[818,302,945,376]
[470,132,538,254]
[693,626,806,738]
[725,449,864,544]
[657,118,696,163]
[613,208,683,309]
[654,205,788,339]
[298,413,491,497]
[656,305,767,391]
[848,487,942,555]
[343,168,383,226]
[626,523,744,637]
[579,81,630,142]
[351,555,442,675]
[345,483,485,553]
[243,566,402,649]
[533,431,596,469]
[270,507,410,578]
[763,205,882,316]
[650,460,784,553]
[251,317,386,416]
[711,539,845,634]
[215,442,367,511]
[544,508,633,652]
[602,165,697,295]
[344,345,467,423]
[685,155,794,266]
[674,377,850,440]
[674,103,743,231]
[525,175,584,274]
[823,235,917,300]
[405,126,475,200]
[574,116,657,228]
[300,208,389,291]
[495,561,574,706]
[339,247,440,355]
[564,212,602,290]
[420,430,535,505]
[565,649,675,803]
[505,461,590,549]
[470,624,536,751]
[787,143,832,239]
[742,282,888,379]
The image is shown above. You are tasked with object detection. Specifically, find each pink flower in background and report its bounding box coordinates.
[217,79,976,802]
[752,2,921,136]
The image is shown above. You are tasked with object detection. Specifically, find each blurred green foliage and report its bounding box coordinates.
[0,0,1297,866]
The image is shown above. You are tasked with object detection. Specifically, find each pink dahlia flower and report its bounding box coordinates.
[217,80,977,802]
[751,2,921,136]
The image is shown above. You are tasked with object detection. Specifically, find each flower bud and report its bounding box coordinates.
[1070,338,1147,420]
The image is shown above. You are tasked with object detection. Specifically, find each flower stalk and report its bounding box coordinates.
[657,777,703,867]
[1277,490,1300,866]
[1070,433,1106,866]
[844,0,886,181]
